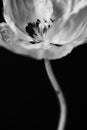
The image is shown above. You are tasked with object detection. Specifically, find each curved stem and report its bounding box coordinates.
[44,59,67,130]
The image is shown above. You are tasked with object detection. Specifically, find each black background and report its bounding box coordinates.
[0,43,87,129]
